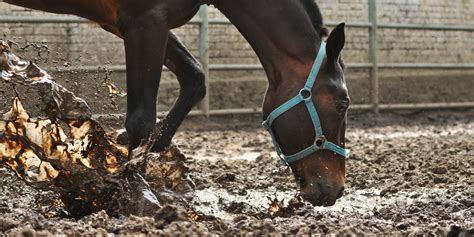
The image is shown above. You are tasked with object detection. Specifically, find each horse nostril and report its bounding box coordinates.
[337,186,345,199]
[317,182,323,194]
[301,182,345,206]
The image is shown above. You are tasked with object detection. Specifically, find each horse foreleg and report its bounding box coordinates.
[119,9,169,150]
[150,32,206,152]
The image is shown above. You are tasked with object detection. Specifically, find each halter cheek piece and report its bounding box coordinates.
[262,41,349,165]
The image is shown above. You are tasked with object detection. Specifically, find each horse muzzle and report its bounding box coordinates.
[300,181,345,206]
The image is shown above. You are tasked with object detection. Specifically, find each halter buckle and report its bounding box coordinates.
[314,136,327,149]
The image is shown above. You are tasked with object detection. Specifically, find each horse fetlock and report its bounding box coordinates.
[125,112,156,149]
[148,121,173,152]
[151,135,173,152]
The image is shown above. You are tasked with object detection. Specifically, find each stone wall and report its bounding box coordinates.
[0,1,473,115]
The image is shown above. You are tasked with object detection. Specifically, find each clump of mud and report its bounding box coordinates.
[0,41,193,218]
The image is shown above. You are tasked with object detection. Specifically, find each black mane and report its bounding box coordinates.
[300,0,328,37]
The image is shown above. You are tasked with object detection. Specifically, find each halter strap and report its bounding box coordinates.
[262,41,349,165]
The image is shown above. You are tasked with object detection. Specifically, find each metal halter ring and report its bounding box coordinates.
[299,88,312,101]
[314,136,327,149]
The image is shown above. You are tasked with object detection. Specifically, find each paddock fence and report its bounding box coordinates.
[1,0,473,118]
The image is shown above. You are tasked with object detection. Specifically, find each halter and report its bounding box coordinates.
[262,41,349,165]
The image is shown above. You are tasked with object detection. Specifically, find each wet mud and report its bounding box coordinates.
[0,41,193,219]
[0,42,473,235]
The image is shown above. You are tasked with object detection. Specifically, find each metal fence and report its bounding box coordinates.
[1,0,474,117]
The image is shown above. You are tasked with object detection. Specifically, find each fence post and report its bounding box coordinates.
[368,0,379,114]
[198,5,210,117]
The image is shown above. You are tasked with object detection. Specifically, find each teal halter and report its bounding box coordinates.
[262,41,349,164]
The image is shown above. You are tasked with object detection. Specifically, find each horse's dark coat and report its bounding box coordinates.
[4,0,350,206]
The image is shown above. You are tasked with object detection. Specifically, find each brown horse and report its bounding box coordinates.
[3,0,350,206]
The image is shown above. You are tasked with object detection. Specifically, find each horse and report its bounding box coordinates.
[3,0,350,206]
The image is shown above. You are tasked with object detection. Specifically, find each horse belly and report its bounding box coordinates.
[5,0,201,30]
[164,0,201,28]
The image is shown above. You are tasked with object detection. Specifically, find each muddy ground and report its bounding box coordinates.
[1,109,473,236]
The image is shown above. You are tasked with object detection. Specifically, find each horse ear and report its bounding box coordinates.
[326,23,345,61]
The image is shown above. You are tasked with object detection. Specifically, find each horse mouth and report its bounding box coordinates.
[299,181,345,207]
[301,193,339,207]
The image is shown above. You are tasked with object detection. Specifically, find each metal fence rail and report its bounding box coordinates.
[1,0,474,117]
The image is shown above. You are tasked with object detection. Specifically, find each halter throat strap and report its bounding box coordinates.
[262,41,349,164]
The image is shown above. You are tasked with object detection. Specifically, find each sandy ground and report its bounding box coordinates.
[1,109,473,236]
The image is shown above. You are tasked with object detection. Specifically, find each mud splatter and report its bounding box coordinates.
[0,41,193,218]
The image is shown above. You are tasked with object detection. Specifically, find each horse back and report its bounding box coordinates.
[4,0,121,36]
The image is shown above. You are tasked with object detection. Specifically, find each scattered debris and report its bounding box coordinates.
[0,41,193,218]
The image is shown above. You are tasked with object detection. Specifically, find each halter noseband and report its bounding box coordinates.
[262,41,349,165]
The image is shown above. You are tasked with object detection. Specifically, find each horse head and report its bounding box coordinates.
[262,23,349,206]
[214,0,350,206]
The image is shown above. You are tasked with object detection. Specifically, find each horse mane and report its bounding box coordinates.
[300,0,329,37]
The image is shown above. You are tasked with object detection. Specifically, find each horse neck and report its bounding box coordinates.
[214,0,323,88]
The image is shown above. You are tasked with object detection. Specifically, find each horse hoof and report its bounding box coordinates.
[115,129,129,145]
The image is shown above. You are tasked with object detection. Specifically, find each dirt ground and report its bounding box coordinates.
[1,109,473,236]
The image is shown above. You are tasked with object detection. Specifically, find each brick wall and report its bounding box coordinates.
[0,1,473,114]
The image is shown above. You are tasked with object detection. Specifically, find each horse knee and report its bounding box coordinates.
[181,63,206,102]
[193,68,206,101]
